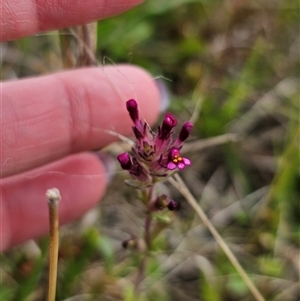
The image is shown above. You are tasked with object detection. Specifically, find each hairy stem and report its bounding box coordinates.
[169,174,266,301]
[134,254,147,293]
[144,215,152,250]
[135,185,155,293]
[145,186,155,249]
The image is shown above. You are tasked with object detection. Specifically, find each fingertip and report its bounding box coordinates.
[2,0,145,41]
[56,65,161,148]
[0,204,10,252]
[95,152,117,183]
[1,153,110,250]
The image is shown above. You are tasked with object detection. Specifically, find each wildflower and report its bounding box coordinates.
[167,148,191,170]
[117,99,193,186]
[118,100,190,262]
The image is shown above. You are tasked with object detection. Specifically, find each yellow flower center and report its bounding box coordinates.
[173,155,183,163]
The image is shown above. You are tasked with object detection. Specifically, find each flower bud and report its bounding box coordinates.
[167,200,177,211]
[154,194,169,210]
[159,113,178,140]
[117,153,132,170]
[122,238,137,249]
[122,237,146,252]
[178,121,193,142]
[152,195,177,211]
[126,99,139,124]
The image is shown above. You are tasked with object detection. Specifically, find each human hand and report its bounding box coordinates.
[1,0,161,251]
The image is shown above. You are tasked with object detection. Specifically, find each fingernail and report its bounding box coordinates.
[95,152,116,182]
[155,79,170,112]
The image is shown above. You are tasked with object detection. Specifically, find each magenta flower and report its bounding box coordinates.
[117,99,193,186]
[167,148,191,170]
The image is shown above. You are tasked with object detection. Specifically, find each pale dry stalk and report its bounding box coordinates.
[169,174,266,301]
[46,188,61,301]
[60,22,98,68]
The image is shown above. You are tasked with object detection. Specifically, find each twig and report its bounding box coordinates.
[182,133,238,153]
[169,174,266,301]
[46,188,61,301]
[77,23,97,66]
[59,23,98,68]
[59,29,76,68]
[69,27,98,66]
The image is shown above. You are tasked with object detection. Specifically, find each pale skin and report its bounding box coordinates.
[1,0,160,251]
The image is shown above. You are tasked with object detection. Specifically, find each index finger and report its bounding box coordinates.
[2,0,143,41]
[2,65,160,178]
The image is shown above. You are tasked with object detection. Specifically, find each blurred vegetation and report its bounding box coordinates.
[1,0,299,300]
